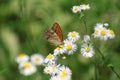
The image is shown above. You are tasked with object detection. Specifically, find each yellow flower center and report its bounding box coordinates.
[56,45,64,50]
[56,47,61,50]
[24,62,31,69]
[59,45,64,48]
[101,30,106,36]
[47,54,53,59]
[94,30,99,34]
[109,30,114,35]
[71,32,76,37]
[83,4,87,7]
[60,70,68,78]
[85,47,91,52]
[47,70,50,73]
[67,44,72,50]
[74,7,79,12]
[19,53,26,58]
[35,57,40,62]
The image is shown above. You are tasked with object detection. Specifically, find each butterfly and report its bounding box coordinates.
[45,22,64,46]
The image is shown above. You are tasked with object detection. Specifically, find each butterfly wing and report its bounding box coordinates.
[51,23,63,42]
[46,22,63,45]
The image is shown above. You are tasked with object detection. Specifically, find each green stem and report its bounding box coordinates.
[95,66,98,80]
[79,12,87,34]
[83,17,87,33]
[94,54,98,80]
[111,68,120,79]
[94,45,105,60]
[81,12,87,34]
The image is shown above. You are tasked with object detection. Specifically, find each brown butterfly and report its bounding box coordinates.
[45,22,64,46]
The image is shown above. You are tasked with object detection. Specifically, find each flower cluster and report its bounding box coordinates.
[54,31,80,55]
[80,35,94,58]
[44,63,72,80]
[44,53,72,80]
[44,31,80,80]
[16,53,44,76]
[93,23,115,40]
[72,4,90,13]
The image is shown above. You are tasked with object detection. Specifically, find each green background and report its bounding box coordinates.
[0,0,120,80]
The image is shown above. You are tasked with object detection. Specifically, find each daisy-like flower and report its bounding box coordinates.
[104,23,109,27]
[50,76,60,80]
[83,35,90,43]
[93,23,103,38]
[72,5,80,13]
[93,23,109,40]
[67,31,80,43]
[30,54,44,66]
[93,23,115,40]
[64,40,77,55]
[93,29,101,38]
[44,53,57,65]
[44,64,60,75]
[19,61,36,76]
[99,28,108,40]
[57,65,72,80]
[54,45,66,55]
[80,4,90,10]
[107,29,115,39]
[16,53,29,64]
[94,23,104,31]
[80,43,94,58]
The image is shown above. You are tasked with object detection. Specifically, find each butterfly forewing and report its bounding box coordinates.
[51,23,63,41]
[46,22,63,45]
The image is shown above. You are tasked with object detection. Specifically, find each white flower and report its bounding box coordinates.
[72,5,80,13]
[50,76,60,80]
[19,62,36,76]
[44,53,57,65]
[99,28,109,40]
[72,4,90,13]
[44,66,54,75]
[80,4,90,10]
[62,56,66,59]
[107,29,115,39]
[30,54,44,66]
[93,29,101,38]
[94,23,104,31]
[57,65,72,80]
[83,35,90,43]
[93,23,109,40]
[44,64,60,76]
[67,31,80,43]
[93,23,104,38]
[104,23,109,27]
[16,53,29,64]
[93,23,115,40]
[80,43,94,58]
[54,45,66,55]
[64,40,77,55]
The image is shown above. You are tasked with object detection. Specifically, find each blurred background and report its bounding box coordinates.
[0,0,120,80]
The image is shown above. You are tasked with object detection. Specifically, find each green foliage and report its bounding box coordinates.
[0,0,120,80]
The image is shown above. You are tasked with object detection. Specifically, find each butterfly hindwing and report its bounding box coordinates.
[45,22,63,45]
